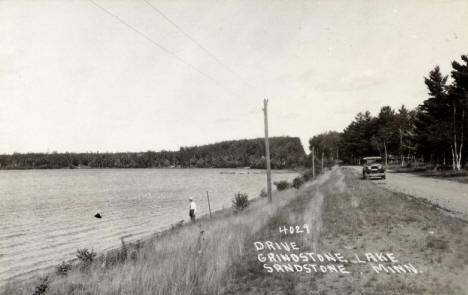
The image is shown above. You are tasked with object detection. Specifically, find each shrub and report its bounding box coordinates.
[259,189,267,198]
[274,180,290,191]
[33,277,49,295]
[302,169,314,181]
[56,261,72,276]
[292,176,304,189]
[76,248,96,269]
[232,193,249,214]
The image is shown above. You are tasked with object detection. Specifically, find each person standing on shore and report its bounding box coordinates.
[189,197,196,221]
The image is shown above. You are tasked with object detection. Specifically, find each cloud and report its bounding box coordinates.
[315,69,383,92]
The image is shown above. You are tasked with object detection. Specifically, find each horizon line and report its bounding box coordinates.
[0,135,307,156]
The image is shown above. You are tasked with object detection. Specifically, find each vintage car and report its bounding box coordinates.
[362,156,386,179]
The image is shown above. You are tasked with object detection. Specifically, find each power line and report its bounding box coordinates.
[87,0,241,97]
[142,0,261,95]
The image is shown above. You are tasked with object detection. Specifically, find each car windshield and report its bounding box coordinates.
[365,158,382,164]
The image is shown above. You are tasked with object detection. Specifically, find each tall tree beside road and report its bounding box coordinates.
[374,106,399,166]
[340,111,377,164]
[414,56,468,170]
[308,131,341,162]
[395,105,417,166]
[311,54,467,169]
[414,66,451,167]
[447,55,468,170]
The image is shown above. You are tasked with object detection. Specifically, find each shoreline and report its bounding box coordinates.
[1,194,264,290]
[0,167,300,173]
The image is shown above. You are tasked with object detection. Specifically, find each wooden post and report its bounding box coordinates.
[206,191,212,218]
[312,146,315,178]
[263,99,272,202]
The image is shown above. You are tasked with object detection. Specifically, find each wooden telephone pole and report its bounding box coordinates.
[263,99,272,202]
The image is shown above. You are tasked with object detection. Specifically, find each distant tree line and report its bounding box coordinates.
[0,137,305,170]
[309,54,468,171]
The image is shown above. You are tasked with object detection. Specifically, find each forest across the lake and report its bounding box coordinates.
[0,136,306,170]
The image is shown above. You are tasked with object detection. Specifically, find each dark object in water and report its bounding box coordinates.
[94,213,102,219]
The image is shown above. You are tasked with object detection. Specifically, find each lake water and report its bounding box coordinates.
[0,168,298,285]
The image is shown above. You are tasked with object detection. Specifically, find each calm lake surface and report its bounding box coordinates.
[0,168,298,285]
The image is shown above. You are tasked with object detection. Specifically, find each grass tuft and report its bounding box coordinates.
[55,261,72,277]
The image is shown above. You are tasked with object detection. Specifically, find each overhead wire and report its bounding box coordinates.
[86,0,243,98]
[141,0,262,96]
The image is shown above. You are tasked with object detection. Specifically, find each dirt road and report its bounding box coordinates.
[348,166,468,220]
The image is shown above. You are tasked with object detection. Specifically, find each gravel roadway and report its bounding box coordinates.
[348,166,468,220]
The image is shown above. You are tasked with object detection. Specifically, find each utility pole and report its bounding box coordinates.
[312,146,315,178]
[263,99,272,202]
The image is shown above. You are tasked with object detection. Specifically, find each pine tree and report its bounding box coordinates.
[447,55,468,170]
[414,66,451,167]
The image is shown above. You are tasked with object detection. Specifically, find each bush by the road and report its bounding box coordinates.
[232,193,249,214]
[274,180,290,191]
[292,176,305,189]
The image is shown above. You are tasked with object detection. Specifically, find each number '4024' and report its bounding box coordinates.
[279,224,310,235]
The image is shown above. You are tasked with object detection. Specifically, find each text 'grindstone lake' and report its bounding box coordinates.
[254,225,421,275]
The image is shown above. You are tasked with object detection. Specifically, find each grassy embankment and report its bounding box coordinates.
[5,166,468,294]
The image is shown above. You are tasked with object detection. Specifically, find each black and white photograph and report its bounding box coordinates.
[1,0,468,294]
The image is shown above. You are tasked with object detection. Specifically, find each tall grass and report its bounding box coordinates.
[3,190,296,295]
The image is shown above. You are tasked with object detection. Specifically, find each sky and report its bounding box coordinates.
[1,0,468,154]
